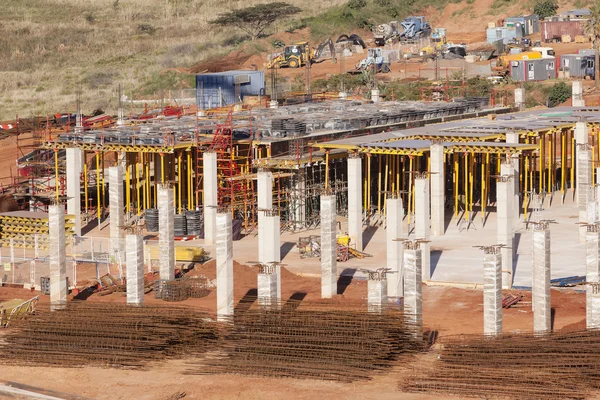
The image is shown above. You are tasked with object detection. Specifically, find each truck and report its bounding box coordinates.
[373,16,431,46]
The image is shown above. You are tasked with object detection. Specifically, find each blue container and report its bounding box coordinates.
[196,70,265,109]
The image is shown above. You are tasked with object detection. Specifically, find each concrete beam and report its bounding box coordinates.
[216,211,234,321]
[203,151,218,245]
[430,143,445,236]
[415,177,431,280]
[532,227,551,333]
[125,234,144,305]
[348,156,363,250]
[66,148,83,236]
[49,205,67,310]
[483,251,502,336]
[320,195,337,299]
[158,185,175,281]
[386,197,404,298]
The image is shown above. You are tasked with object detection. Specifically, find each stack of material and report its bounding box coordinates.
[145,208,159,232]
[0,302,218,368]
[186,210,202,237]
[187,302,423,382]
[284,120,307,136]
[174,214,187,237]
[154,276,211,301]
[0,211,74,249]
[400,329,600,399]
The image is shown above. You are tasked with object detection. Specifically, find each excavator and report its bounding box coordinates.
[266,40,336,69]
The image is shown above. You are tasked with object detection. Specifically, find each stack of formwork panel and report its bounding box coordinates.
[0,211,74,249]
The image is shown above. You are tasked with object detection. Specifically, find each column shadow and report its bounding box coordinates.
[280,241,296,260]
[431,250,442,278]
[283,292,307,311]
[363,226,378,249]
[234,288,257,314]
[337,268,357,295]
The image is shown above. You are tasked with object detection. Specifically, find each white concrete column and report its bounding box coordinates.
[532,226,551,333]
[514,88,525,110]
[263,213,281,302]
[505,133,520,225]
[572,81,585,107]
[258,169,273,262]
[348,156,363,251]
[586,228,600,328]
[216,211,234,321]
[497,176,514,289]
[293,170,306,229]
[49,205,67,310]
[596,168,600,202]
[386,197,404,298]
[483,250,502,336]
[500,162,517,234]
[403,245,422,337]
[108,166,124,258]
[430,143,445,236]
[578,147,592,242]
[158,184,175,281]
[203,151,218,245]
[321,195,337,298]
[258,267,277,308]
[575,121,589,145]
[125,234,144,305]
[415,176,431,281]
[367,274,388,313]
[66,148,83,236]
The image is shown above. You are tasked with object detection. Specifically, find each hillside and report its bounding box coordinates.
[0,0,595,119]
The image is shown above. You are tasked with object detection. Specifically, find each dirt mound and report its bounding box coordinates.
[560,318,586,332]
[189,50,256,74]
[0,194,19,213]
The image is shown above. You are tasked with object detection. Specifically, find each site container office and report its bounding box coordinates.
[506,14,540,37]
[510,58,557,81]
[196,70,265,110]
[561,53,595,77]
[486,27,518,44]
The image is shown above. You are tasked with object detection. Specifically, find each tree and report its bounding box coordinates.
[548,81,570,107]
[585,4,600,88]
[533,0,558,20]
[211,2,301,41]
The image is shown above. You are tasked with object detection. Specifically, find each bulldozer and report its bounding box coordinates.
[266,40,336,69]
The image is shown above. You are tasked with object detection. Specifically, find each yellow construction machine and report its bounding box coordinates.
[266,40,336,69]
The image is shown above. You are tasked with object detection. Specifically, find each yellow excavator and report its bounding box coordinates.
[266,40,336,69]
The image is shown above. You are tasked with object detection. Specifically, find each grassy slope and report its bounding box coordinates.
[0,0,595,119]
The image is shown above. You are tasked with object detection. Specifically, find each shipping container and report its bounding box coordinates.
[510,58,556,81]
[196,70,265,110]
[506,14,540,37]
[541,20,585,42]
[560,53,595,77]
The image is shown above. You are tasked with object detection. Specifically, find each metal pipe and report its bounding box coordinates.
[84,159,88,213]
[178,153,182,214]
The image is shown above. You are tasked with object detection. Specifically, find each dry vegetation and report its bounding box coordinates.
[0,0,346,119]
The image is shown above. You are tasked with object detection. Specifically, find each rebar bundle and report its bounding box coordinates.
[401,329,600,399]
[0,302,219,369]
[154,277,211,302]
[187,302,423,382]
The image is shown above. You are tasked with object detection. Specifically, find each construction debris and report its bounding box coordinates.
[502,293,524,308]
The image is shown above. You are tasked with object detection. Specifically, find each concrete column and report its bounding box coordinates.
[367,274,388,313]
[158,184,175,281]
[575,121,589,145]
[500,162,516,233]
[348,156,363,251]
[108,166,124,258]
[596,168,600,202]
[125,234,144,305]
[293,170,306,229]
[66,148,83,236]
[403,245,422,337]
[505,133,520,225]
[415,176,431,281]
[578,147,592,242]
[263,214,281,302]
[216,212,234,321]
[586,228,600,328]
[49,205,67,310]
[386,197,404,298]
[258,266,277,308]
[203,151,218,245]
[532,226,551,333]
[572,81,585,107]
[258,169,273,262]
[320,195,337,299]
[483,250,502,336]
[514,88,525,110]
[430,143,445,236]
[497,177,514,289]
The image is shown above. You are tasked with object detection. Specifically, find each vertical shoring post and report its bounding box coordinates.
[136,157,141,215]
[377,155,382,214]
[178,152,182,214]
[571,131,575,190]
[84,157,88,213]
[126,157,130,214]
[407,156,412,224]
[539,135,543,194]
[562,131,566,196]
[454,152,458,217]
[482,153,487,222]
[525,149,529,218]
[187,150,192,210]
[367,153,372,219]
[464,152,468,221]
[324,150,330,190]
[146,161,151,210]
[96,152,101,223]
[469,152,474,218]
[101,151,105,212]
[548,131,552,195]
